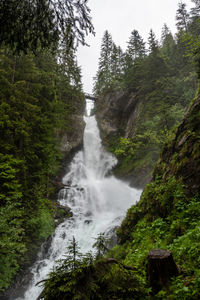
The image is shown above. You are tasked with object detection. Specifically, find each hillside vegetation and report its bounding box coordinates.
[0,0,94,293]
[0,47,85,291]
[95,1,200,187]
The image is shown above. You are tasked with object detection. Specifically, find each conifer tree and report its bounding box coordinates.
[93,233,109,258]
[191,0,200,17]
[110,44,124,82]
[189,0,200,37]
[93,30,113,94]
[99,30,113,79]
[176,2,189,31]
[0,45,85,289]
[161,24,176,61]
[65,236,82,270]
[127,29,146,60]
[0,0,94,53]
[148,29,159,53]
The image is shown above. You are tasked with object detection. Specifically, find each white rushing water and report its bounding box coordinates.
[17,100,141,300]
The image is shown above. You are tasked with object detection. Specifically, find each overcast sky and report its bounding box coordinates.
[77,0,193,93]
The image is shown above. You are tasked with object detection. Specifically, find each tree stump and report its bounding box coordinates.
[148,249,178,293]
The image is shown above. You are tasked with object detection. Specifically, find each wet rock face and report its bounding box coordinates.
[96,91,140,143]
[54,114,85,187]
[96,90,150,187]
[60,115,85,154]
[54,202,73,225]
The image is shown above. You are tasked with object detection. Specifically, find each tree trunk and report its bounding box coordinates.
[148,249,178,293]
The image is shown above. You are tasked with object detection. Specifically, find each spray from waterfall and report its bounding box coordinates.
[15,99,141,300]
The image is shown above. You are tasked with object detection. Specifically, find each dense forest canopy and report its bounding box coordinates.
[0,0,94,53]
[1,0,200,299]
[0,0,94,292]
[93,0,200,185]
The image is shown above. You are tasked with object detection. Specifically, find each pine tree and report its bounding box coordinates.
[110,44,124,83]
[176,2,189,31]
[99,30,113,80]
[189,0,200,37]
[93,233,109,258]
[0,46,85,289]
[65,236,82,270]
[161,24,176,62]
[0,0,94,53]
[93,30,113,94]
[148,29,159,53]
[191,0,200,17]
[127,29,146,61]
[59,47,82,89]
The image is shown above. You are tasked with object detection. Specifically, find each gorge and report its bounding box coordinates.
[12,100,141,300]
[1,1,200,299]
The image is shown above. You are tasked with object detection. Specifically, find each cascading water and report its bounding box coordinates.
[15,100,142,300]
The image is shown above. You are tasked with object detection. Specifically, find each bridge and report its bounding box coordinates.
[84,92,97,101]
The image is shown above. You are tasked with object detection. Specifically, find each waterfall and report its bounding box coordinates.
[15,100,141,300]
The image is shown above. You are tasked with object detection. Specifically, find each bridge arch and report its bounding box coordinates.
[84,92,97,101]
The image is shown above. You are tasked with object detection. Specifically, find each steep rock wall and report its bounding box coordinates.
[96,91,140,141]
[54,102,86,181]
[96,91,150,188]
[153,92,200,196]
[59,114,85,154]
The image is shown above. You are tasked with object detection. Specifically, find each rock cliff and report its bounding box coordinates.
[96,91,140,141]
[96,90,150,188]
[153,91,200,196]
[59,114,85,154]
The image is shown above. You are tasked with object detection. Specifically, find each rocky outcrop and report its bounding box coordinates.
[96,91,140,143]
[53,110,85,186]
[154,92,200,195]
[96,90,150,187]
[54,202,72,226]
[60,115,85,154]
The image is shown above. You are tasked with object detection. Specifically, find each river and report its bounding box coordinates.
[15,99,141,300]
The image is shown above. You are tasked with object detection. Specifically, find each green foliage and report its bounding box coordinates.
[94,4,199,183]
[0,154,26,290]
[115,154,200,298]
[92,232,109,258]
[0,0,94,53]
[0,45,84,290]
[0,202,26,291]
[27,203,54,241]
[93,30,124,94]
[42,239,150,300]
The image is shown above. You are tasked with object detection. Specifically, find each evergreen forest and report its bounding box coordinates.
[0,1,200,300]
[94,1,200,185]
[0,0,93,292]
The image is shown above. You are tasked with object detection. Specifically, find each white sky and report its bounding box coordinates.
[77,0,193,93]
